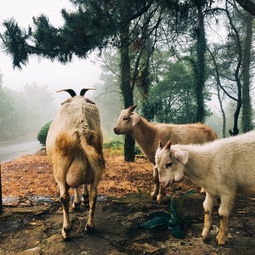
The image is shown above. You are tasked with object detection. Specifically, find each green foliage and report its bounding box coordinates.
[103,139,123,149]
[37,121,52,147]
[139,190,195,238]
[103,139,142,155]
[141,61,198,124]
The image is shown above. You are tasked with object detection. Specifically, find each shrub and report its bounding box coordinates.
[103,139,142,155]
[37,121,52,147]
[103,139,124,149]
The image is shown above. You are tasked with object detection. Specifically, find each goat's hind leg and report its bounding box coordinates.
[57,181,71,240]
[72,188,81,211]
[216,194,234,245]
[82,185,89,205]
[85,183,97,232]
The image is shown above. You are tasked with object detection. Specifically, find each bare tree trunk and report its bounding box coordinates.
[195,4,206,123]
[242,13,253,133]
[0,165,3,215]
[216,83,226,138]
[235,0,255,15]
[208,48,226,137]
[120,22,135,162]
[225,2,242,136]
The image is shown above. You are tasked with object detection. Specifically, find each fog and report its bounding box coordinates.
[0,1,108,149]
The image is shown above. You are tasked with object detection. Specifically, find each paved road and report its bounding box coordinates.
[0,139,41,163]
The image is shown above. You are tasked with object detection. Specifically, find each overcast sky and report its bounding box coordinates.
[0,0,102,103]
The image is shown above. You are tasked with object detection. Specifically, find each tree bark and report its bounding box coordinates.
[242,13,253,133]
[208,48,226,137]
[120,22,135,162]
[195,4,206,123]
[235,0,255,16]
[0,165,2,214]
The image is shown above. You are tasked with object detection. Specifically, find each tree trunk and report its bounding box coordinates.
[120,22,135,162]
[217,85,226,138]
[195,4,206,123]
[242,13,253,133]
[0,165,2,215]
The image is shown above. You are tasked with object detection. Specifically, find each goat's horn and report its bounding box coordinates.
[80,88,96,96]
[56,89,76,97]
[165,140,172,150]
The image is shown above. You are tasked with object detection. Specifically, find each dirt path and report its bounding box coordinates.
[1,193,255,255]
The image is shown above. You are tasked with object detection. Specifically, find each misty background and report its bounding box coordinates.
[0,1,253,162]
[0,1,103,161]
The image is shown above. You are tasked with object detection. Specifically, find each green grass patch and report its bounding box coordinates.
[103,139,142,156]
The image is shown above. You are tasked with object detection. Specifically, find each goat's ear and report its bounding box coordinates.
[57,89,76,97]
[173,149,189,165]
[128,104,137,112]
[131,113,140,126]
[158,141,163,149]
[164,140,172,150]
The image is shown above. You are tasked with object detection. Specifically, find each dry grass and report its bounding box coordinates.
[1,149,197,198]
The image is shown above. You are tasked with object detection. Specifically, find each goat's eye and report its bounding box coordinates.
[166,162,172,168]
[123,117,129,120]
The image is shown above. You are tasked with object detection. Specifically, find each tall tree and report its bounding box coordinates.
[241,12,254,132]
[119,21,135,161]
[194,2,207,122]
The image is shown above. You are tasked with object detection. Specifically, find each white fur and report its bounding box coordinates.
[46,95,105,239]
[155,131,255,244]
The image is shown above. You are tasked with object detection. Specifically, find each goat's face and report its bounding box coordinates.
[113,105,140,135]
[155,141,189,188]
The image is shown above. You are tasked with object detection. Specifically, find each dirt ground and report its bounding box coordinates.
[1,149,198,198]
[1,150,255,254]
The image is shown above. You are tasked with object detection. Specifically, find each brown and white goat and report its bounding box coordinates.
[155,132,255,245]
[46,88,105,240]
[113,105,217,202]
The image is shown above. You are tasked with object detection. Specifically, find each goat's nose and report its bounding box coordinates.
[113,127,120,135]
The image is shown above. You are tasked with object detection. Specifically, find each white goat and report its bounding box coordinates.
[155,131,255,245]
[46,88,105,240]
[113,105,217,202]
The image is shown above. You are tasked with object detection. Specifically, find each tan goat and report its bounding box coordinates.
[155,132,255,245]
[46,88,105,240]
[113,105,217,202]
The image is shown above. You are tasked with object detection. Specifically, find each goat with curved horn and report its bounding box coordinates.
[80,88,96,96]
[56,89,76,97]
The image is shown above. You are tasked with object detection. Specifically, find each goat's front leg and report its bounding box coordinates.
[216,194,234,245]
[72,188,81,210]
[201,192,214,241]
[157,184,166,203]
[57,181,71,240]
[151,166,160,200]
[85,183,97,232]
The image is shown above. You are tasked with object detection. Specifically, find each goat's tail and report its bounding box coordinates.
[75,130,105,177]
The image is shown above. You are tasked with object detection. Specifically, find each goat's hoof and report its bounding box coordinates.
[151,191,158,200]
[216,233,226,245]
[201,234,209,243]
[85,224,94,232]
[72,202,81,211]
[62,226,72,240]
[156,194,165,203]
[83,195,89,205]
